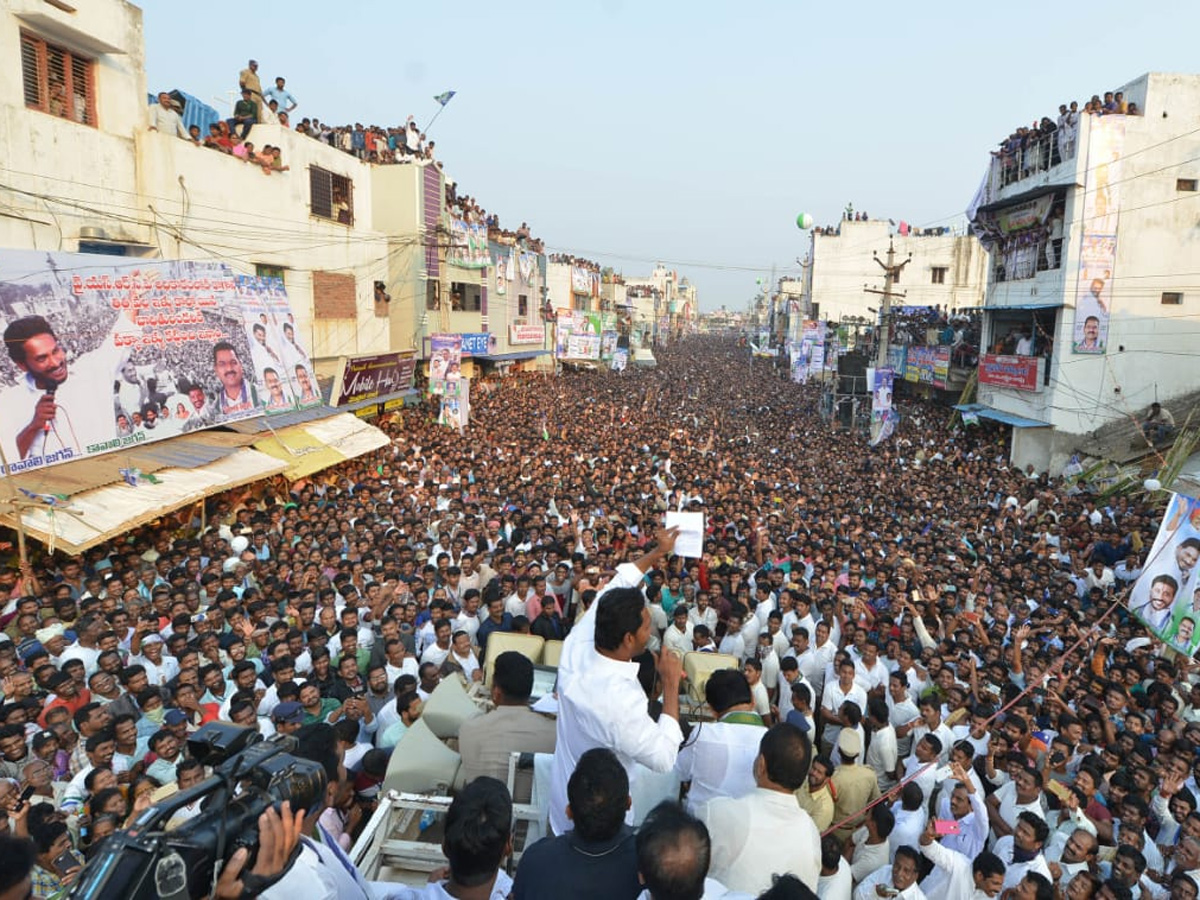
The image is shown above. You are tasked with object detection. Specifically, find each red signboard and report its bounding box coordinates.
[978,354,1043,392]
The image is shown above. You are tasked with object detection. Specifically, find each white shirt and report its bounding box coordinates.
[935,791,989,860]
[663,622,694,658]
[866,724,899,791]
[854,658,889,694]
[449,648,479,681]
[920,838,987,900]
[59,643,102,678]
[550,562,683,835]
[819,859,853,900]
[993,836,1052,889]
[700,787,821,896]
[854,867,927,900]
[675,713,766,810]
[890,805,928,861]
[637,877,753,900]
[850,827,892,882]
[822,680,868,751]
[385,657,420,687]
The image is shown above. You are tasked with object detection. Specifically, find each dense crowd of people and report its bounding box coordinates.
[0,335,1188,900]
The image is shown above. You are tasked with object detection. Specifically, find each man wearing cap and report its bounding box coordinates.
[238,58,263,112]
[130,631,177,686]
[271,701,306,737]
[34,624,66,666]
[831,728,882,841]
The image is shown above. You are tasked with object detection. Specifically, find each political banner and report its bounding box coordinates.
[567,333,601,360]
[1073,115,1125,355]
[448,219,489,269]
[1072,235,1116,354]
[331,352,416,407]
[871,367,894,431]
[429,334,462,389]
[439,378,470,431]
[600,331,618,361]
[1128,492,1200,655]
[612,348,628,372]
[800,321,825,382]
[570,267,592,295]
[0,251,318,475]
[904,346,951,388]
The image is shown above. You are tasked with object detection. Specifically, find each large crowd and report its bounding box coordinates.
[0,335,1188,900]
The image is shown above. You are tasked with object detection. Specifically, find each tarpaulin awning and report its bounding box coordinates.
[975,182,1076,215]
[955,403,1050,428]
[474,351,549,362]
[2,431,257,496]
[1,447,287,555]
[250,412,391,480]
[983,302,1065,312]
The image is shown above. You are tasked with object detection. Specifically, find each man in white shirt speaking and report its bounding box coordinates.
[550,526,683,835]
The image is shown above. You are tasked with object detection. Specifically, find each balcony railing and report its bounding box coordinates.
[991,238,1064,283]
[989,129,1076,193]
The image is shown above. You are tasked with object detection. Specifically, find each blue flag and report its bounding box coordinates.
[433,90,456,106]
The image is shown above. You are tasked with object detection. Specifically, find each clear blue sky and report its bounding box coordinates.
[139,0,1196,312]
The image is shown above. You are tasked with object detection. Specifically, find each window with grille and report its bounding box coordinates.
[21,32,96,126]
[450,281,481,312]
[517,294,529,321]
[309,167,354,225]
[1162,292,1183,306]
[931,267,948,285]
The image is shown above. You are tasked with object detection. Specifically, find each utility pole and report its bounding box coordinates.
[865,238,911,369]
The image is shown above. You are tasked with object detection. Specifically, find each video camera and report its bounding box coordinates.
[68,722,327,900]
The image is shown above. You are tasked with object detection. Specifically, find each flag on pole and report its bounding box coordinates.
[433,90,456,106]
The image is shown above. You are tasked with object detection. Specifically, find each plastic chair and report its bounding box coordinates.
[483,633,544,687]
[682,652,740,706]
[382,718,461,795]
[421,675,485,740]
[541,639,564,668]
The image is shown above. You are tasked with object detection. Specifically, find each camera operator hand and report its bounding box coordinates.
[214,801,305,900]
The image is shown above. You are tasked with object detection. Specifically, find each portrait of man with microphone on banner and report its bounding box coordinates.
[1128,492,1200,655]
[0,250,319,475]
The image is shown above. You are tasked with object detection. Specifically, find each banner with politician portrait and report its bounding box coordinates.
[1128,492,1200,656]
[1072,114,1125,355]
[0,250,319,475]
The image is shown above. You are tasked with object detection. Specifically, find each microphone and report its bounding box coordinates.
[43,384,57,433]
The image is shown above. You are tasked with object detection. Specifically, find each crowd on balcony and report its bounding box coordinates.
[548,254,602,273]
[890,305,983,365]
[991,90,1141,187]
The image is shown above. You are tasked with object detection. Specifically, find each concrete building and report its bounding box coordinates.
[805,219,987,322]
[0,0,550,391]
[966,72,1200,472]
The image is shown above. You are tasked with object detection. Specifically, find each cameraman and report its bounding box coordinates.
[215,724,514,900]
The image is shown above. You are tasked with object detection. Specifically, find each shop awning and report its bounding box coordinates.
[0,447,287,555]
[976,182,1075,215]
[474,350,548,362]
[983,302,1065,312]
[955,403,1050,428]
[249,412,391,480]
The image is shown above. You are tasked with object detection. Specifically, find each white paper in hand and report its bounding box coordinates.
[665,511,705,558]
